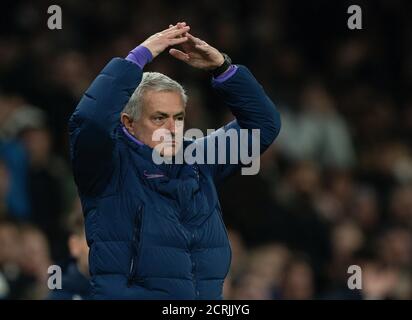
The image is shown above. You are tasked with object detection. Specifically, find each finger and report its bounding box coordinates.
[195,43,208,49]
[167,22,186,30]
[161,22,185,33]
[195,44,211,53]
[168,37,189,46]
[166,24,189,34]
[169,48,190,61]
[185,33,197,43]
[185,33,205,46]
[170,24,184,38]
[161,25,176,33]
[166,26,190,38]
[168,22,185,29]
[169,24,181,38]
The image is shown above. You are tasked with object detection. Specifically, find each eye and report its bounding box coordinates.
[176,116,184,122]
[153,116,165,123]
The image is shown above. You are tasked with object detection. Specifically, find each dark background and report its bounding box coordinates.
[0,0,411,299]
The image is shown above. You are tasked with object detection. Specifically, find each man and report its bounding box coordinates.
[69,22,281,299]
[48,210,91,300]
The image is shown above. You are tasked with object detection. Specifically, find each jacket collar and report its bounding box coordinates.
[118,124,200,198]
[118,124,211,224]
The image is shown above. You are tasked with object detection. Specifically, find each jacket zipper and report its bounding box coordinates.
[127,205,144,287]
[216,202,232,279]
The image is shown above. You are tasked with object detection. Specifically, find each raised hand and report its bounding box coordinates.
[141,23,190,59]
[168,25,224,70]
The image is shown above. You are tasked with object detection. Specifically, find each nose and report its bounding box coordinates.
[170,120,176,135]
[165,118,177,135]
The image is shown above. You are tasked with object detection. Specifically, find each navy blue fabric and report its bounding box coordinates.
[68,58,281,299]
[0,140,30,219]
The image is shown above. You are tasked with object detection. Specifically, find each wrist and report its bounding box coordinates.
[215,54,225,68]
[126,45,153,69]
[210,53,232,77]
[212,64,238,84]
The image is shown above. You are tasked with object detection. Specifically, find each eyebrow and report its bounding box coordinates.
[152,111,185,117]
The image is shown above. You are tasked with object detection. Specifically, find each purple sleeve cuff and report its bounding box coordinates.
[126,45,153,69]
[212,65,239,84]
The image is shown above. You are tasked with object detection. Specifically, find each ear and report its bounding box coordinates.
[121,113,134,133]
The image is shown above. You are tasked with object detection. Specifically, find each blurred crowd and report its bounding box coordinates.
[0,0,411,299]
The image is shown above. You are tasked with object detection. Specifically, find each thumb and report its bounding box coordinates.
[169,48,190,62]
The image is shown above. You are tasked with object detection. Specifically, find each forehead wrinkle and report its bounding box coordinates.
[141,91,185,118]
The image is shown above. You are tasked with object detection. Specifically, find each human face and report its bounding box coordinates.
[122,90,185,157]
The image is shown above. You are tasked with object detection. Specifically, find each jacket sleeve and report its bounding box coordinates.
[68,58,142,195]
[200,65,281,184]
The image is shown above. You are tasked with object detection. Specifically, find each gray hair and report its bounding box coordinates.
[122,72,188,120]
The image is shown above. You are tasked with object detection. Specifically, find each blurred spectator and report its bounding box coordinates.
[350,186,380,236]
[247,244,291,296]
[275,161,332,277]
[0,94,31,219]
[322,251,400,300]
[0,220,21,299]
[0,97,46,140]
[0,221,51,299]
[0,95,75,262]
[361,257,400,300]
[389,185,412,229]
[279,255,315,299]
[326,220,365,291]
[378,227,412,270]
[231,272,274,300]
[48,201,91,300]
[277,81,356,169]
[19,124,75,262]
[17,224,52,299]
[219,172,284,247]
[0,141,29,219]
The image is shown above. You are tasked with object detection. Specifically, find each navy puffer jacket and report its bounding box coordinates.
[68,58,280,299]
